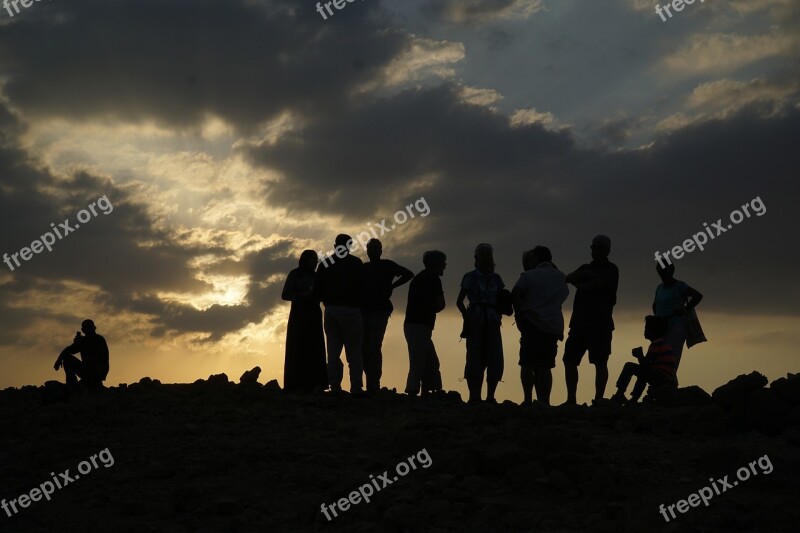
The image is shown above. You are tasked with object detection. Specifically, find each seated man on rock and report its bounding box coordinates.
[611,316,676,404]
[54,319,110,390]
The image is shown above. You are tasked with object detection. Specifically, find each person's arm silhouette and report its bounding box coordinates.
[54,333,82,371]
[391,264,414,290]
[456,287,468,316]
[565,265,592,285]
[54,350,65,371]
[435,290,446,313]
[683,286,703,310]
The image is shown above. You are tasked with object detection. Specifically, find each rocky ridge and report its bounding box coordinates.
[1,371,799,532]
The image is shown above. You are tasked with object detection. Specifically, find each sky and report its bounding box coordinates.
[0,0,798,404]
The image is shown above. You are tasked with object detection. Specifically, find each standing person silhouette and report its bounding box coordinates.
[53,319,109,390]
[282,250,328,393]
[404,250,446,396]
[314,234,365,395]
[361,239,413,393]
[512,246,569,406]
[652,263,703,379]
[562,235,619,405]
[457,243,506,404]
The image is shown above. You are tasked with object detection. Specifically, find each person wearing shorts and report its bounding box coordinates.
[562,235,619,405]
[513,246,568,405]
[456,244,506,404]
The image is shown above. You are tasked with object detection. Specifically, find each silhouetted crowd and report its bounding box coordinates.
[52,233,704,405]
[278,233,705,405]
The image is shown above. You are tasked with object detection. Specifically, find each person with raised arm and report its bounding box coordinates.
[361,239,413,394]
[653,262,703,381]
[54,319,109,390]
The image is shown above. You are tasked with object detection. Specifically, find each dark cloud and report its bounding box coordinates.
[246,80,800,317]
[420,0,536,25]
[586,115,647,149]
[247,83,575,219]
[486,28,513,50]
[0,0,405,131]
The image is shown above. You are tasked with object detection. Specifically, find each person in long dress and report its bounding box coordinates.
[282,250,327,392]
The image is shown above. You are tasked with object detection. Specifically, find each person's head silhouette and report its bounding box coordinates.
[656,262,675,283]
[523,246,552,270]
[81,319,97,336]
[644,315,668,340]
[474,243,494,273]
[334,234,352,257]
[299,250,318,272]
[367,239,382,261]
[590,235,611,261]
[423,250,447,276]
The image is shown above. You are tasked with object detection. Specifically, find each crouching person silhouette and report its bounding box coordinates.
[54,319,109,390]
[611,316,676,405]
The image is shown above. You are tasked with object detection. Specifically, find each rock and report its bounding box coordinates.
[505,462,546,489]
[770,373,800,405]
[119,499,148,517]
[685,404,727,436]
[239,366,262,384]
[40,380,70,404]
[614,419,634,432]
[745,388,788,435]
[547,470,575,493]
[446,390,462,403]
[783,427,800,446]
[172,485,204,513]
[6,376,800,532]
[476,445,521,476]
[305,453,343,466]
[213,497,237,515]
[657,385,713,407]
[712,371,768,408]
[695,444,745,474]
[588,466,620,500]
[383,503,418,529]
[264,379,281,393]
[144,462,180,480]
[138,376,161,386]
[207,373,229,385]
[459,475,486,493]
[185,423,202,434]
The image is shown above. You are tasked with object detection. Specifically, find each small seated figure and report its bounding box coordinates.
[54,319,109,390]
[611,315,676,404]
